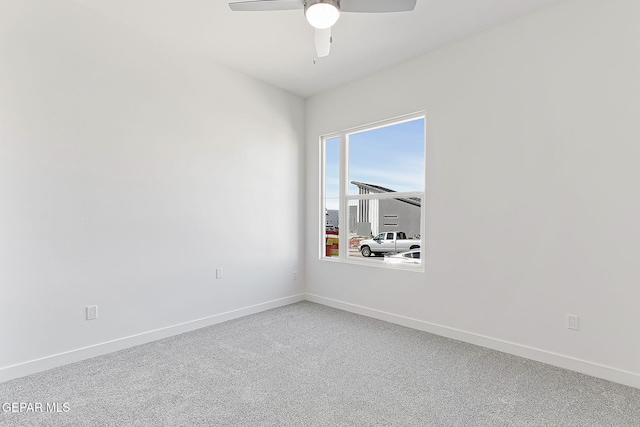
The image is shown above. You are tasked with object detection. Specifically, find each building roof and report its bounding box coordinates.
[350,181,421,207]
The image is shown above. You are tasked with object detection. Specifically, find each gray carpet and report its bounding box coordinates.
[1,301,639,426]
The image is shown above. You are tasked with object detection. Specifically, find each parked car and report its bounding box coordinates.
[359,231,420,257]
[384,249,421,265]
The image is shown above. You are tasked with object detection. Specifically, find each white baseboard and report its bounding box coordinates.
[304,293,640,390]
[0,294,305,384]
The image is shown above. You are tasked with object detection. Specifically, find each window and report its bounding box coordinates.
[321,113,425,269]
[323,137,340,258]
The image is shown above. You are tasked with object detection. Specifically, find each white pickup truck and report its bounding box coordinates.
[359,232,420,257]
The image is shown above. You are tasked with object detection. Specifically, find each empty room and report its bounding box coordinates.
[1,0,639,425]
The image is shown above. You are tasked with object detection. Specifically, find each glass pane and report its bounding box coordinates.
[324,137,340,258]
[347,196,422,265]
[325,137,340,201]
[348,118,424,195]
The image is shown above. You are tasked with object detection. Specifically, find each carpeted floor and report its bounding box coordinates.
[1,301,639,426]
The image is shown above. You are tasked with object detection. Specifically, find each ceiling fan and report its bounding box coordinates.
[228,0,417,58]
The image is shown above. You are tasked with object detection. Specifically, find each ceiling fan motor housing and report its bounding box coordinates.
[305,0,341,10]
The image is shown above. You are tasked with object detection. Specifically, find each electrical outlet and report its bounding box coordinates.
[216,268,223,279]
[86,305,98,320]
[566,314,579,330]
[293,271,297,281]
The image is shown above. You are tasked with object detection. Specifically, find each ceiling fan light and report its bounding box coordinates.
[305,0,340,29]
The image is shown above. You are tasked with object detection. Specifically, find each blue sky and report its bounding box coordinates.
[325,117,425,210]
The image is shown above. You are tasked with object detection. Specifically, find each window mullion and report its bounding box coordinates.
[338,133,348,260]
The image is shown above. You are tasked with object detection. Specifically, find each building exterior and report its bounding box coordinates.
[325,209,339,229]
[349,181,421,238]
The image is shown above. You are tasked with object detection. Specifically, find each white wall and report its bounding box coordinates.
[0,0,305,381]
[306,0,640,388]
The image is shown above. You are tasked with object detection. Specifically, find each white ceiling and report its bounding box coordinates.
[77,0,565,98]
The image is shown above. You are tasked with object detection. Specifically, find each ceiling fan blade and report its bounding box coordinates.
[229,0,303,12]
[341,0,416,13]
[314,27,331,58]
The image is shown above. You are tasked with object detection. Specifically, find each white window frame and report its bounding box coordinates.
[320,112,426,271]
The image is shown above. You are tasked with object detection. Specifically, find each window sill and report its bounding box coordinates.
[320,256,425,273]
